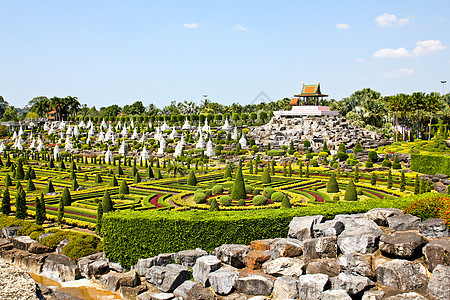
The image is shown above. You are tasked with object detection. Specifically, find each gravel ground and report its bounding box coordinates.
[0,258,39,300]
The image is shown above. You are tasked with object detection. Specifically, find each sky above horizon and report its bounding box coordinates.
[1,1,449,109]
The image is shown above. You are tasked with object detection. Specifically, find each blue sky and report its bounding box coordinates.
[1,0,449,109]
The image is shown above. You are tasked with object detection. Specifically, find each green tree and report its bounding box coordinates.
[1,188,11,215]
[35,193,46,225]
[15,183,27,220]
[133,172,141,183]
[414,174,420,195]
[231,166,246,200]
[281,194,291,209]
[354,165,359,183]
[420,179,426,194]
[46,180,55,193]
[15,159,25,180]
[209,198,219,212]
[61,187,72,206]
[344,179,357,201]
[95,201,103,235]
[72,177,79,191]
[261,167,271,184]
[116,164,123,175]
[26,178,36,191]
[110,175,118,187]
[187,170,197,186]
[147,166,154,178]
[370,172,377,186]
[353,141,363,153]
[224,164,232,179]
[102,190,114,213]
[57,194,64,226]
[326,173,339,193]
[119,180,129,194]
[387,169,393,189]
[4,174,12,187]
[400,172,406,192]
[95,173,103,183]
[392,154,401,169]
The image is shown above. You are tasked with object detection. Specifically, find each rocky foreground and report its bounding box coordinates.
[0,258,40,300]
[2,208,450,299]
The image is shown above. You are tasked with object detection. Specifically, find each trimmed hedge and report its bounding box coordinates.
[410,153,450,176]
[102,193,429,268]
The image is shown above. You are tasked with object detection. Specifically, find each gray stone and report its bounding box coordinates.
[2,226,22,239]
[297,273,329,300]
[262,257,305,276]
[434,182,447,194]
[109,261,126,273]
[214,244,249,268]
[235,275,274,296]
[306,259,340,277]
[338,253,375,279]
[102,270,140,291]
[88,260,109,275]
[269,238,303,259]
[149,293,175,300]
[427,264,450,300]
[288,215,325,241]
[303,236,337,260]
[376,259,428,292]
[134,253,175,276]
[173,280,196,299]
[423,238,450,271]
[379,231,428,259]
[186,283,217,299]
[175,248,207,267]
[41,254,81,282]
[337,223,383,255]
[145,264,190,293]
[384,292,428,300]
[362,290,385,300]
[55,238,70,254]
[365,208,404,226]
[419,218,449,238]
[39,232,54,241]
[10,235,34,251]
[312,220,344,237]
[321,289,352,300]
[207,268,239,295]
[330,273,373,295]
[193,255,222,287]
[28,241,53,254]
[387,214,421,232]
[119,285,148,300]
[272,276,298,300]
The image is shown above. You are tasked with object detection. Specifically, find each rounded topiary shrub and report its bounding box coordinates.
[382,157,392,168]
[365,161,373,167]
[252,195,267,206]
[327,173,339,193]
[238,199,246,206]
[194,192,207,204]
[345,180,358,201]
[271,191,285,202]
[195,188,205,194]
[263,187,276,198]
[212,185,224,195]
[219,195,232,206]
[253,188,261,195]
[204,189,212,197]
[310,159,319,167]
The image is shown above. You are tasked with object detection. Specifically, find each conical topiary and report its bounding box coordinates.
[34,196,44,225]
[231,166,246,200]
[15,159,25,180]
[187,170,197,186]
[133,172,141,183]
[57,193,64,226]
[392,154,402,169]
[223,164,232,179]
[281,194,291,209]
[1,188,11,215]
[116,164,123,175]
[147,166,154,178]
[46,180,55,193]
[60,159,66,170]
[4,174,12,187]
[344,179,357,201]
[326,173,339,193]
[110,175,118,187]
[119,179,129,194]
[209,198,219,211]
[15,183,27,220]
[26,178,36,191]
[102,190,114,213]
[261,167,271,184]
[156,170,163,180]
[95,201,103,235]
[353,141,363,153]
[72,178,79,191]
[95,173,103,183]
[62,187,72,206]
[387,169,393,189]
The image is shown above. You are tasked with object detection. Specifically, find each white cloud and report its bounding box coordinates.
[183,23,198,29]
[373,39,447,58]
[233,24,248,31]
[336,23,350,29]
[375,13,414,27]
[382,68,414,78]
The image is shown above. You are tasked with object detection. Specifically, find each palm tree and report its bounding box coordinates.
[426,92,441,141]
[168,161,185,177]
[30,97,50,118]
[65,96,80,118]
[50,97,64,121]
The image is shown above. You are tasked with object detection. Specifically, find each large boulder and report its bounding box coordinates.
[14,251,48,274]
[379,231,428,259]
[272,276,298,300]
[338,253,375,279]
[193,255,222,287]
[297,273,329,300]
[173,280,197,299]
[10,236,35,251]
[246,250,271,270]
[41,254,81,282]
[250,239,273,251]
[419,218,449,238]
[234,275,274,296]
[88,260,109,276]
[102,270,140,292]
[337,220,383,255]
[303,236,337,260]
[77,252,106,278]
[213,244,249,268]
[186,283,217,299]
[28,242,53,254]
[134,253,175,277]
[207,268,239,295]
[288,215,325,241]
[376,259,428,292]
[322,289,352,300]
[365,208,404,226]
[145,264,190,293]
[312,220,345,238]
[2,226,22,239]
[175,248,208,267]
[427,264,450,300]
[387,214,421,232]
[262,257,305,276]
[330,273,374,295]
[269,238,303,259]
[305,259,340,277]
[423,238,450,271]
